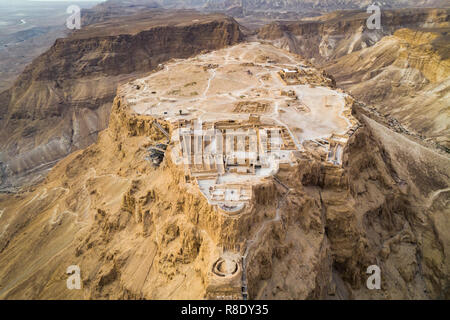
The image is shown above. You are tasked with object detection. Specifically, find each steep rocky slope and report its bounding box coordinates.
[203,0,450,29]
[0,10,242,192]
[248,102,449,300]
[204,0,450,12]
[258,8,449,64]
[345,106,449,299]
[0,43,448,299]
[0,1,97,92]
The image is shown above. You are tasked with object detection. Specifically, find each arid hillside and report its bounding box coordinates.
[257,8,450,150]
[0,10,242,192]
[0,1,98,92]
[325,28,450,149]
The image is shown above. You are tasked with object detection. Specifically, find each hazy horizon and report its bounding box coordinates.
[0,0,106,7]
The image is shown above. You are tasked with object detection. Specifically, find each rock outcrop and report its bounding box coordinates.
[0,51,448,299]
[257,8,450,149]
[205,0,450,13]
[257,8,449,64]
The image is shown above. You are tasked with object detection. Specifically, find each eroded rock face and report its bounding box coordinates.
[205,0,450,12]
[246,110,449,300]
[258,8,449,64]
[0,11,242,192]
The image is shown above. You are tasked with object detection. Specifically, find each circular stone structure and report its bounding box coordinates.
[212,256,240,278]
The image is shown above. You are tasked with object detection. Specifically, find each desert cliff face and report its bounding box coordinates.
[0,96,224,299]
[0,42,448,300]
[0,11,242,192]
[325,28,450,149]
[345,109,450,299]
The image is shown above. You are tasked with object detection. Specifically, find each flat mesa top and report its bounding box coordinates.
[121,42,358,210]
[122,42,354,144]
